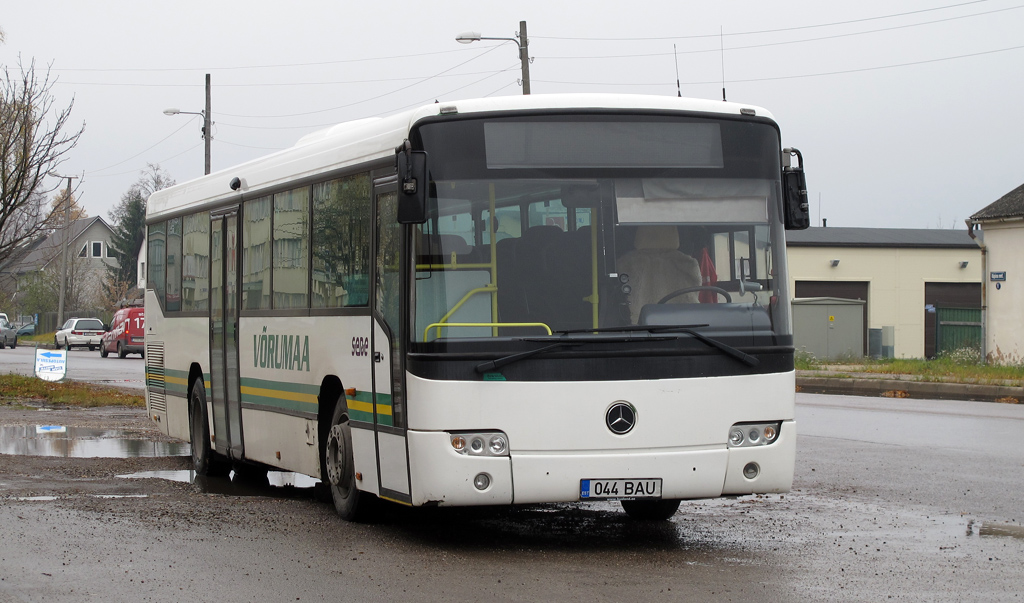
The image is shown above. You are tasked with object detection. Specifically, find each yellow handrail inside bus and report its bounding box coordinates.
[428,284,497,339]
[424,322,552,341]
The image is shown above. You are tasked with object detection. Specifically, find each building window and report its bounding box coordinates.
[92,242,103,258]
[79,244,87,258]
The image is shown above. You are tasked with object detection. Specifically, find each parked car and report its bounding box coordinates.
[55,317,106,351]
[0,318,16,349]
[100,307,145,358]
[16,323,35,336]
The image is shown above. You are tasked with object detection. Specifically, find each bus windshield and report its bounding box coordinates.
[411,114,792,353]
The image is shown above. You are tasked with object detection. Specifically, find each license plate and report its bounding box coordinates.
[580,478,662,500]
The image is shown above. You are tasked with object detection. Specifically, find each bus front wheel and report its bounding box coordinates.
[324,401,374,521]
[189,379,228,477]
[621,498,681,521]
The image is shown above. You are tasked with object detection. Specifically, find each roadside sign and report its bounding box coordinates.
[35,349,67,382]
[990,271,1007,282]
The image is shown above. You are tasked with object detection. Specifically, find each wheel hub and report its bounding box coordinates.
[325,424,347,487]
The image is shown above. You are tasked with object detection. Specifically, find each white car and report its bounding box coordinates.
[0,318,16,349]
[55,317,106,351]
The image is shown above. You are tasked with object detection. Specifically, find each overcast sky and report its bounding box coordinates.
[3,0,1022,229]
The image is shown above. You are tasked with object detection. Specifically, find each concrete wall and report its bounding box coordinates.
[788,245,982,358]
[981,222,1024,363]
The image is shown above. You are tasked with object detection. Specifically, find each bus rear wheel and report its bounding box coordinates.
[189,379,229,477]
[323,401,374,521]
[621,498,681,521]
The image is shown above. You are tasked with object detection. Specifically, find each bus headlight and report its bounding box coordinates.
[489,435,508,455]
[726,422,782,448]
[450,431,510,457]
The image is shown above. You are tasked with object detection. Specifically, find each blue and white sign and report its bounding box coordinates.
[990,271,1007,282]
[35,349,67,382]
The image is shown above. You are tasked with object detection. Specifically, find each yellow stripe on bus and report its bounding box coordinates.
[347,399,392,416]
[239,386,318,405]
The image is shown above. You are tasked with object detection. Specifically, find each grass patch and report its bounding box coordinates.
[0,374,144,407]
[797,353,1024,385]
[19,331,56,344]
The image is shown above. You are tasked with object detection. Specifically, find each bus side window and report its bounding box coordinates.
[273,186,310,309]
[313,173,371,308]
[147,221,166,309]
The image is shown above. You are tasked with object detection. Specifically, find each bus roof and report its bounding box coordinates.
[146,93,774,221]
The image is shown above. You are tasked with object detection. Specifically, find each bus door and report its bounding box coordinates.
[372,178,411,502]
[210,210,243,460]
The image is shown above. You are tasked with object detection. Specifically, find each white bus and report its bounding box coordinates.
[144,93,810,521]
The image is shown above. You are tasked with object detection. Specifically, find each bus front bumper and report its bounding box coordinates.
[407,420,795,507]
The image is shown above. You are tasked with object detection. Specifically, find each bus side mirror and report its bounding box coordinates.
[782,147,810,230]
[396,147,428,224]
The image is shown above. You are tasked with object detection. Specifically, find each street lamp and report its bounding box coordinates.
[456,20,531,95]
[164,73,212,174]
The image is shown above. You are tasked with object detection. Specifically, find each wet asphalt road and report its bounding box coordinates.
[2,394,1023,601]
[0,345,145,390]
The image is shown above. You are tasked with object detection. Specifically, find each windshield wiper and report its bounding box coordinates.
[555,324,759,367]
[474,341,583,374]
[474,334,675,373]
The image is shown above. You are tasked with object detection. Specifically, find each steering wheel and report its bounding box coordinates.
[656,286,732,304]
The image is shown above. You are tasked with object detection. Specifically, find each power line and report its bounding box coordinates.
[534,43,1024,86]
[49,47,480,73]
[218,63,521,131]
[216,44,507,120]
[533,0,994,41]
[87,118,198,174]
[86,143,203,179]
[56,69,514,90]
[537,4,1024,60]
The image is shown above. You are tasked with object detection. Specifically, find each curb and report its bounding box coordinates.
[796,375,1023,403]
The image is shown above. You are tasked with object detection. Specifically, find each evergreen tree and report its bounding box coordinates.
[105,164,175,294]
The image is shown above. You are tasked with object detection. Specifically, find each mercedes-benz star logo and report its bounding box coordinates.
[605,402,636,435]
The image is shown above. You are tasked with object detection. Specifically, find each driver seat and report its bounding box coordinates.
[617,225,702,324]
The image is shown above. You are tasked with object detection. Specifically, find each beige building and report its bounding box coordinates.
[786,227,982,359]
[969,183,1024,364]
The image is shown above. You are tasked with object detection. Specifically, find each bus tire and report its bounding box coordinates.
[323,400,374,521]
[621,498,681,521]
[189,379,229,477]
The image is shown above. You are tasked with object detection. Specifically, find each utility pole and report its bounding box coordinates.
[204,73,212,175]
[163,73,212,175]
[456,21,531,95]
[519,21,531,95]
[56,175,79,327]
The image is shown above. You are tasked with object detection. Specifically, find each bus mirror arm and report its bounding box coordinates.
[396,143,428,224]
[782,147,810,230]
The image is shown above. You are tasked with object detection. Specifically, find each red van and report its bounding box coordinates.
[100,306,145,358]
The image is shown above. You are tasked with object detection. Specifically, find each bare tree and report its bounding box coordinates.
[0,57,85,265]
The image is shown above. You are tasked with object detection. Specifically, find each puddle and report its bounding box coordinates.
[119,469,319,498]
[15,496,59,501]
[0,425,189,458]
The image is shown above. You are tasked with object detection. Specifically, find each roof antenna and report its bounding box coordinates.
[720,26,727,102]
[674,44,682,97]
